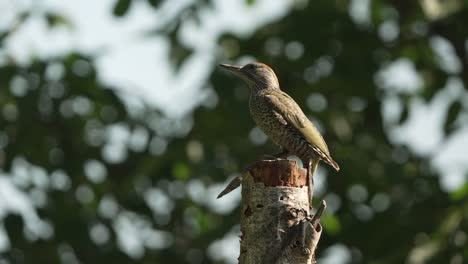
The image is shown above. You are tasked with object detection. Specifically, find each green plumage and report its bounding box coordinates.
[220,62,339,172]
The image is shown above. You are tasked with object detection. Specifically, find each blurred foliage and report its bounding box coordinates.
[1,0,468,264]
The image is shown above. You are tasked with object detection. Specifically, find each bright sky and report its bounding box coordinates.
[2,0,294,118]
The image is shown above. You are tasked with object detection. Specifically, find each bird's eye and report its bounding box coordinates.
[245,64,255,70]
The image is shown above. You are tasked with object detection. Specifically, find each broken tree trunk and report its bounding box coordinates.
[237,159,325,264]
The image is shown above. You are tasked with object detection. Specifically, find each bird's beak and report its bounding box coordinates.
[219,64,242,75]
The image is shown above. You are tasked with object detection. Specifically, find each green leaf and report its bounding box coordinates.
[45,13,70,27]
[113,0,131,17]
[444,101,462,135]
[450,182,468,201]
[246,0,255,6]
[398,102,409,125]
[322,213,341,235]
[147,0,162,8]
[172,162,190,181]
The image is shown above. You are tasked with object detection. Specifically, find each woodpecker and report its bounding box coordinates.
[220,62,339,208]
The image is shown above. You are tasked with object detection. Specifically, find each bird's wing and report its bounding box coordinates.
[264,91,339,171]
[263,91,330,155]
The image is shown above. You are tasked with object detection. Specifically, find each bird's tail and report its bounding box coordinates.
[307,158,319,209]
[327,158,340,172]
[311,146,340,171]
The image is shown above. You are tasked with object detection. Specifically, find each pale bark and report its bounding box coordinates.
[237,159,323,264]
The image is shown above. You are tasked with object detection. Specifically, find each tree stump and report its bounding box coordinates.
[238,159,323,264]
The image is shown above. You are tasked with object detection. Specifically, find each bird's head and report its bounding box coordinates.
[219,62,280,90]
